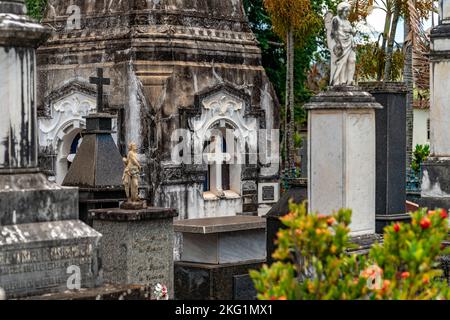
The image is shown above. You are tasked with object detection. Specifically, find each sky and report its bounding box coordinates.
[363,6,439,43]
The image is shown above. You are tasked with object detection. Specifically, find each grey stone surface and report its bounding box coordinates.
[304,86,383,109]
[90,207,177,221]
[0,172,79,225]
[0,220,102,299]
[419,159,450,210]
[23,284,152,300]
[92,208,177,299]
[233,274,257,300]
[174,216,266,234]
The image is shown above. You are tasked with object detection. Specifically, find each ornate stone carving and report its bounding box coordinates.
[202,93,243,117]
[53,94,96,116]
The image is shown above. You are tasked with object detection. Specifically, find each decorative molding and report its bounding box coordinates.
[40,80,97,117]
[53,95,96,116]
[202,93,243,117]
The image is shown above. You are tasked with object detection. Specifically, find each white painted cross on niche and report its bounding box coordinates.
[205,128,231,198]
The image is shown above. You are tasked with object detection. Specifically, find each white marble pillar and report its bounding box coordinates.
[0,47,37,169]
[306,88,382,236]
[0,0,49,171]
[421,0,450,206]
[439,0,450,24]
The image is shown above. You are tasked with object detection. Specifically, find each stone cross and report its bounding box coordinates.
[89,68,110,112]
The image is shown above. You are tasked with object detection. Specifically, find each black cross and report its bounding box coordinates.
[89,68,110,113]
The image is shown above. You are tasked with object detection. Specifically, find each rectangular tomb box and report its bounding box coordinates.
[175,216,266,265]
[0,220,102,298]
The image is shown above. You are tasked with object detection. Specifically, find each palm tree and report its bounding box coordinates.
[263,0,321,172]
[403,0,433,167]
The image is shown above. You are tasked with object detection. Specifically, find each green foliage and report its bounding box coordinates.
[356,42,404,81]
[251,203,369,300]
[25,0,47,20]
[369,208,450,299]
[293,132,302,149]
[411,144,430,175]
[251,202,450,300]
[244,0,339,126]
[243,0,286,104]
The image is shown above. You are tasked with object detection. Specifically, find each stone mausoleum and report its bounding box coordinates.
[36,0,280,226]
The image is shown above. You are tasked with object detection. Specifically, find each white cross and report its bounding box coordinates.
[206,136,231,196]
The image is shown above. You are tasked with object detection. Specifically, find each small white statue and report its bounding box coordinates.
[325,2,357,86]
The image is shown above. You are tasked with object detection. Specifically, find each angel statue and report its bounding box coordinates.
[325,2,357,86]
[121,142,146,209]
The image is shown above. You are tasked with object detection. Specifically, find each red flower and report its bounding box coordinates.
[317,214,328,220]
[327,217,336,226]
[401,272,410,279]
[393,223,400,233]
[440,209,449,219]
[420,217,431,230]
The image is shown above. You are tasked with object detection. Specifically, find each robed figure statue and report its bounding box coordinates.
[325,2,357,86]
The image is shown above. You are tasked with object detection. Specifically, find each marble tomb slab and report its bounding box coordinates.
[174,216,266,264]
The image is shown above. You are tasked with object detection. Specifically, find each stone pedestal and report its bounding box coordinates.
[360,82,409,232]
[174,216,266,300]
[305,87,382,236]
[0,220,101,298]
[0,0,102,299]
[90,207,178,300]
[24,284,152,300]
[421,2,450,212]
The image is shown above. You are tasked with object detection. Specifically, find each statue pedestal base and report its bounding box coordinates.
[305,86,383,236]
[90,207,178,299]
[120,200,147,210]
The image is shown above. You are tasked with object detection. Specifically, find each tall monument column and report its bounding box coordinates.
[306,3,383,236]
[0,0,44,170]
[421,0,450,209]
[0,1,102,298]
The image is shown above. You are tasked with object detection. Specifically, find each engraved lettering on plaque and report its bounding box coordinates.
[262,186,275,201]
